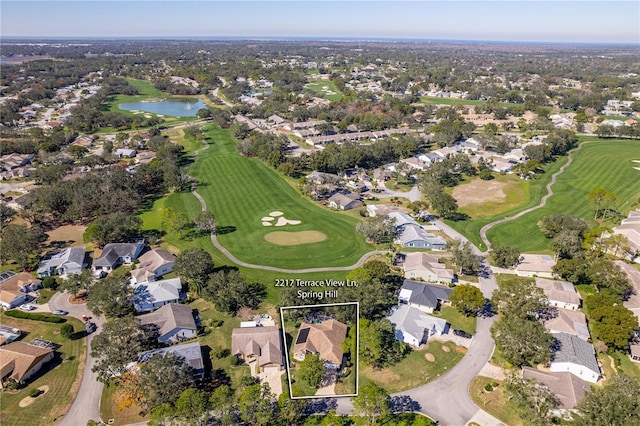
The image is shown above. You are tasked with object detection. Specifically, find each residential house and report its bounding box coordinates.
[366,204,400,217]
[0,272,41,310]
[37,247,86,278]
[490,157,513,173]
[93,242,144,273]
[328,192,362,211]
[398,280,453,314]
[515,254,556,278]
[137,342,204,379]
[630,343,640,363]
[0,341,54,388]
[293,319,347,369]
[535,278,581,310]
[402,252,455,284]
[522,367,591,412]
[114,148,137,158]
[0,326,22,346]
[399,157,430,172]
[133,278,185,313]
[0,153,35,171]
[231,326,283,370]
[550,332,601,383]
[72,135,95,147]
[387,304,448,347]
[267,114,289,127]
[608,209,640,261]
[543,309,590,341]
[136,303,197,344]
[418,152,444,164]
[396,226,446,250]
[372,168,393,184]
[135,151,157,164]
[130,249,176,284]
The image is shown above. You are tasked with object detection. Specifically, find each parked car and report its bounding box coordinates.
[85,322,97,334]
[453,329,473,339]
[19,304,36,311]
[52,310,68,315]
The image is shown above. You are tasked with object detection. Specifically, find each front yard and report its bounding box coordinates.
[0,313,86,426]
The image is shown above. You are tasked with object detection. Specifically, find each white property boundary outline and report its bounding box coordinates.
[280,302,359,400]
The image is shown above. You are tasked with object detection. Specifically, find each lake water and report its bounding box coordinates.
[119,98,205,117]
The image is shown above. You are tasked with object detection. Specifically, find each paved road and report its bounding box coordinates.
[49,292,106,426]
[478,141,588,253]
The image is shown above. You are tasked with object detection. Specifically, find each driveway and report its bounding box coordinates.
[48,292,106,426]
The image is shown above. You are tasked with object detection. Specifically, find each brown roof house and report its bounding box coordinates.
[403,252,455,284]
[136,303,197,345]
[515,254,556,278]
[130,249,176,284]
[522,367,591,414]
[0,341,54,388]
[535,278,581,310]
[328,192,362,211]
[543,309,590,341]
[232,326,283,370]
[293,319,347,369]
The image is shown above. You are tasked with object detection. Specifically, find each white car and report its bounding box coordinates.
[19,304,36,311]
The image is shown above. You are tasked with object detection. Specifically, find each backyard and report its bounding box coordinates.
[0,313,86,426]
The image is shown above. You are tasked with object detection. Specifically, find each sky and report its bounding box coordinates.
[1,1,639,44]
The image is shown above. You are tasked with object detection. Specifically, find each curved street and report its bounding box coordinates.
[48,292,106,426]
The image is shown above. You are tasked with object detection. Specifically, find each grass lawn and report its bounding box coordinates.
[614,351,640,379]
[0,313,86,426]
[452,173,528,220]
[469,376,523,426]
[100,383,148,426]
[186,124,371,269]
[432,306,477,335]
[361,341,464,393]
[486,139,640,253]
[36,288,57,305]
[420,97,520,108]
[305,80,342,102]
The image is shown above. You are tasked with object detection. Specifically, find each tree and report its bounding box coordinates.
[277,393,307,426]
[209,384,237,425]
[359,318,409,369]
[586,188,616,220]
[298,353,324,388]
[538,215,589,239]
[237,383,278,426]
[0,224,45,269]
[83,213,142,247]
[491,314,553,367]
[86,275,134,318]
[356,215,397,243]
[0,204,15,223]
[160,208,190,239]
[60,269,94,299]
[194,210,216,234]
[91,316,160,383]
[138,353,192,412]
[60,323,74,339]
[575,375,640,426]
[174,388,210,426]
[489,244,521,268]
[203,269,265,314]
[450,284,485,316]
[491,277,547,319]
[352,382,391,426]
[483,122,499,135]
[505,372,559,425]
[447,239,481,275]
[586,293,636,351]
[174,248,214,295]
[428,190,459,219]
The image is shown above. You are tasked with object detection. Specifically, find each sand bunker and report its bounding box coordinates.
[19,385,49,407]
[261,216,275,221]
[264,231,327,246]
[275,217,301,226]
[452,180,508,207]
[269,211,284,217]
[262,222,273,226]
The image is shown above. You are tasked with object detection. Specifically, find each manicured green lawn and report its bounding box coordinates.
[470,376,523,426]
[0,313,86,426]
[487,139,640,252]
[420,97,520,108]
[305,80,342,102]
[432,306,477,335]
[187,124,371,269]
[361,341,464,393]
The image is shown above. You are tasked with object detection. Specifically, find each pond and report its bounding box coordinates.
[118,98,205,117]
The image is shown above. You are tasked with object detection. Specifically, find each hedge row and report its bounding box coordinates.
[4,310,66,323]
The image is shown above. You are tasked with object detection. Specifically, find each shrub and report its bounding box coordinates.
[213,348,230,359]
[60,323,74,339]
[42,276,58,289]
[484,383,494,392]
[29,388,41,398]
[4,310,65,323]
[228,354,239,366]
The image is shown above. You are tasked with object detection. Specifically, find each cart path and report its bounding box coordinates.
[478,141,587,253]
[189,140,388,273]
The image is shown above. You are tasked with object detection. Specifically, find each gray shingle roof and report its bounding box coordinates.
[552,332,600,375]
[400,280,453,309]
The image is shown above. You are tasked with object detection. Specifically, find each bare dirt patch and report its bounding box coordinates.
[452,180,508,207]
[44,225,87,248]
[264,231,327,246]
[456,346,469,354]
[442,345,451,353]
[425,353,436,362]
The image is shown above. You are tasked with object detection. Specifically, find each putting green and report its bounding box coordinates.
[264,231,328,246]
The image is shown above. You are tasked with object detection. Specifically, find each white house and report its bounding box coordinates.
[402,252,454,284]
[130,249,176,284]
[136,303,197,344]
[0,272,41,310]
[37,247,86,278]
[535,278,581,310]
[515,254,556,278]
[387,304,448,347]
[550,332,601,384]
[133,278,185,313]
